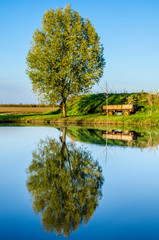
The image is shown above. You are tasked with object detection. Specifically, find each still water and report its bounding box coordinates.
[0,126,159,240]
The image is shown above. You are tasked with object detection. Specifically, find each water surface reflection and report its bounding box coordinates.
[27,128,104,237]
[1,125,159,239]
[66,127,159,149]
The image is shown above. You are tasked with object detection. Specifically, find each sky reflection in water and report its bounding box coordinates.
[0,126,159,240]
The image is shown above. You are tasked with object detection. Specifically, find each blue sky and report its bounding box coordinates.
[0,0,158,103]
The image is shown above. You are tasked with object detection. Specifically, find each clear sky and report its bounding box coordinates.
[0,0,158,103]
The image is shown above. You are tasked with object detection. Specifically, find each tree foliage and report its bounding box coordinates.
[26,133,103,237]
[26,5,105,117]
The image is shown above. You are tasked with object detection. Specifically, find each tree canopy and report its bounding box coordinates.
[26,5,105,117]
[26,130,103,237]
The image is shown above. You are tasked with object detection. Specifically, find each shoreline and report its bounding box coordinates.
[0,113,159,127]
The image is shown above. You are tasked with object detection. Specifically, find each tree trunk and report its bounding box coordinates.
[62,127,66,144]
[60,127,67,165]
[62,99,67,118]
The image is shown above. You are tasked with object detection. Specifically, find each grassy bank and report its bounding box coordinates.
[0,111,158,126]
[0,92,158,126]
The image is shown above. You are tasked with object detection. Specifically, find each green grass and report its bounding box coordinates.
[0,111,158,126]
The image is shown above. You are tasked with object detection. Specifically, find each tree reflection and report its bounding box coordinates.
[26,128,103,237]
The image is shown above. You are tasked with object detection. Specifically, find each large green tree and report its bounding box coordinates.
[26,129,103,237]
[26,5,105,117]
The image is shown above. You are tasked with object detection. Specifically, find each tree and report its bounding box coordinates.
[26,129,103,237]
[26,5,105,117]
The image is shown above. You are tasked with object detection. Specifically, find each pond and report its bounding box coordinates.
[0,125,159,239]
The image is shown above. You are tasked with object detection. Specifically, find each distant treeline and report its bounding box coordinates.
[0,104,59,108]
